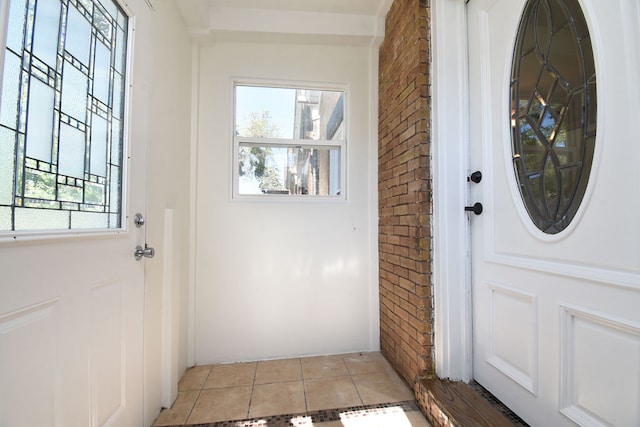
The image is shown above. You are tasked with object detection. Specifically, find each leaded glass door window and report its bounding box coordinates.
[510,0,597,234]
[0,0,129,232]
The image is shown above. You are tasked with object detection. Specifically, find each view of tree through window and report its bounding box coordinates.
[234,84,345,197]
[0,0,129,232]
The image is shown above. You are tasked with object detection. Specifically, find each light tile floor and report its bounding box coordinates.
[153,352,432,426]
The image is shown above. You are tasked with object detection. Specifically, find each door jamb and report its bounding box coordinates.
[432,0,473,381]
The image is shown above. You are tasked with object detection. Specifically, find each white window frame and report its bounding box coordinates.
[231,79,347,201]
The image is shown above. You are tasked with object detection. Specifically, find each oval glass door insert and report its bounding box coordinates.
[510,0,597,234]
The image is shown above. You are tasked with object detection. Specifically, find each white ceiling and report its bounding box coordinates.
[175,0,393,45]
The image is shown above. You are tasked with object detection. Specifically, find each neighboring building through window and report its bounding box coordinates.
[234,83,345,198]
[0,0,129,232]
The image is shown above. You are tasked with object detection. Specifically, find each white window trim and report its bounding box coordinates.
[230,79,348,202]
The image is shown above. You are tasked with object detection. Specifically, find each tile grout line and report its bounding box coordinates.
[185,365,213,425]
[347,364,366,407]
[184,389,202,425]
[246,361,258,419]
[298,357,311,414]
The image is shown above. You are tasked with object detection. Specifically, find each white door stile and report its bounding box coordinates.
[432,0,474,383]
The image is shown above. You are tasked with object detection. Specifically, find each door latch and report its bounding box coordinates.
[134,244,155,261]
[465,202,483,215]
[467,171,482,183]
[134,213,145,228]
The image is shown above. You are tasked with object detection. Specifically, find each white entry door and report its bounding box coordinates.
[0,0,152,425]
[468,0,640,426]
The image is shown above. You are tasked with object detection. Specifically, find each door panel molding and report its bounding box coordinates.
[486,254,640,291]
[0,299,60,426]
[560,304,640,426]
[487,283,538,395]
[90,280,126,426]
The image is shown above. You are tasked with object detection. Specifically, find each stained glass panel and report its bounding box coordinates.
[0,0,129,232]
[510,0,596,234]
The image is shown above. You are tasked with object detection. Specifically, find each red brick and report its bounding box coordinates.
[379,0,433,388]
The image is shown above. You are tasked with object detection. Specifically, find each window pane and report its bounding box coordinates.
[25,78,55,162]
[111,118,122,164]
[32,0,61,67]
[0,206,10,229]
[0,52,21,129]
[84,181,105,205]
[90,114,108,176]
[93,7,112,39]
[112,72,124,118]
[61,61,88,122]
[114,26,127,74]
[235,86,345,141]
[15,207,69,230]
[6,0,28,53]
[109,165,121,213]
[58,124,86,179]
[101,0,118,21]
[0,128,16,205]
[65,5,91,65]
[93,41,111,104]
[24,169,56,200]
[71,211,109,229]
[239,144,341,196]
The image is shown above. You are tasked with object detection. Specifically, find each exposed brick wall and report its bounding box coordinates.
[378,0,433,387]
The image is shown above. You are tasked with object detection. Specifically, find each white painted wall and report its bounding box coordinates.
[145,1,192,422]
[194,41,379,364]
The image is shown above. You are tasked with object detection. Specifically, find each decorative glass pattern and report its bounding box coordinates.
[510,0,596,234]
[0,0,129,232]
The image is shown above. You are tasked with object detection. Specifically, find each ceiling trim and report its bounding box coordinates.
[176,1,390,46]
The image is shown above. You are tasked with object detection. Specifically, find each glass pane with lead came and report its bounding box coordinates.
[65,5,92,65]
[93,41,111,104]
[25,78,55,162]
[61,62,89,122]
[32,0,61,67]
[58,124,86,179]
[90,113,108,176]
